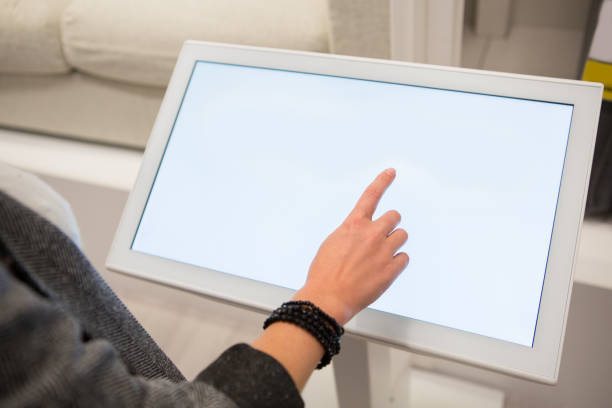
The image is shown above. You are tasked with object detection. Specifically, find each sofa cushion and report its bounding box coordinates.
[61,0,330,88]
[0,0,71,74]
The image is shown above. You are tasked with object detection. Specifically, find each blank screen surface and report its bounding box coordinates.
[132,61,573,347]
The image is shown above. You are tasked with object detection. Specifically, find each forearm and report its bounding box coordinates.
[251,320,323,391]
[250,287,343,390]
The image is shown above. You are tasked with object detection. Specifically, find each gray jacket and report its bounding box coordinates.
[0,191,303,408]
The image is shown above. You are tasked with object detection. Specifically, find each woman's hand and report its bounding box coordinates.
[293,168,409,325]
[252,169,409,391]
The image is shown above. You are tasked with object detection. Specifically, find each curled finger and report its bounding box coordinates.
[374,210,401,236]
[386,228,408,254]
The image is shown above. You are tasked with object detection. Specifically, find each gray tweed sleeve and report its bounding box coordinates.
[0,263,303,408]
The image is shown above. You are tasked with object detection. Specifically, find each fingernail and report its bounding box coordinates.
[385,168,395,176]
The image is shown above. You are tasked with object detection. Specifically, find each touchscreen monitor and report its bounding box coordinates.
[108,41,602,383]
[132,61,571,348]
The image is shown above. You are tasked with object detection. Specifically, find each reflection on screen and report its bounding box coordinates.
[132,61,573,347]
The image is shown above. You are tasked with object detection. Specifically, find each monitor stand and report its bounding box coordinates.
[333,335,408,408]
[332,336,505,408]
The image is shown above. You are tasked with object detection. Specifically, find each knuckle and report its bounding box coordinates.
[368,230,381,244]
[344,216,363,230]
[364,226,382,244]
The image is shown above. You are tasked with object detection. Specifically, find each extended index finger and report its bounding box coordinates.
[350,168,396,220]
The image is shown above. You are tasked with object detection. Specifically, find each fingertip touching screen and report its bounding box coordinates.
[132,61,573,347]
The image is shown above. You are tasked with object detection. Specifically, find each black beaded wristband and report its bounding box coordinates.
[264,300,344,369]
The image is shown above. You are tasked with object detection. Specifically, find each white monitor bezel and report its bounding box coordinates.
[107,41,602,384]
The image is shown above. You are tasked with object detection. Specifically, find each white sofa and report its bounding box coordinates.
[0,0,389,149]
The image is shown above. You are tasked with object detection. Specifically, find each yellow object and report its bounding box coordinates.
[583,59,612,101]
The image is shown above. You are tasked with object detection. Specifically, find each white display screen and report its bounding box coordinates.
[132,61,573,347]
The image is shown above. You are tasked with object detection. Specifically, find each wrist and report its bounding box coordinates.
[292,287,351,326]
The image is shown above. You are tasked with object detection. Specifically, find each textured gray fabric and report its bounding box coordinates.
[197,344,305,408]
[0,261,239,408]
[0,190,185,382]
[0,190,303,407]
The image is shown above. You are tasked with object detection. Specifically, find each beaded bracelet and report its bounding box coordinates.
[264,300,345,369]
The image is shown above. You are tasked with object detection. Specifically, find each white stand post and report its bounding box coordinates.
[332,336,505,408]
[333,335,409,408]
[333,336,371,408]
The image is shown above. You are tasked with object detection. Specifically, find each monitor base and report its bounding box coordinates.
[333,336,505,408]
